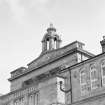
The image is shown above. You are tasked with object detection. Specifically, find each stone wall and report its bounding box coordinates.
[0,76,66,105]
[71,53,105,103]
[10,53,77,91]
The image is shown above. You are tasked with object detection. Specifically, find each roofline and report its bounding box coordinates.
[68,52,105,70]
[10,67,28,74]
[8,48,77,81]
[6,52,104,100]
[28,40,94,65]
[8,47,94,82]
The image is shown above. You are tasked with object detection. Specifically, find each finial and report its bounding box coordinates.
[103,36,105,40]
[49,23,53,28]
[47,23,56,32]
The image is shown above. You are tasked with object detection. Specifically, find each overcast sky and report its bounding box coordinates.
[0,0,105,94]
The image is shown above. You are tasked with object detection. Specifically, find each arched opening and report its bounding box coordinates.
[54,37,57,49]
[46,37,50,50]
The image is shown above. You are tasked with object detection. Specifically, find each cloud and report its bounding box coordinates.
[0,0,4,5]
[37,0,49,4]
[7,0,26,24]
[29,0,56,12]
[5,0,56,25]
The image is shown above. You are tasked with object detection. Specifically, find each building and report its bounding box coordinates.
[0,24,105,105]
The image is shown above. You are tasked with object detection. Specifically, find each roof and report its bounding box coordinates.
[28,41,94,66]
[68,52,105,71]
[8,41,95,81]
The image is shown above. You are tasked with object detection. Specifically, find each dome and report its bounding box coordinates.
[47,23,56,32]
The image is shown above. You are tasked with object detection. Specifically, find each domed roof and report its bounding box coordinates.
[42,34,51,42]
[42,24,61,42]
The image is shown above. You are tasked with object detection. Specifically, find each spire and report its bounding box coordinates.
[49,23,53,28]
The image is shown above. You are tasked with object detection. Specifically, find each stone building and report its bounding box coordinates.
[0,24,105,105]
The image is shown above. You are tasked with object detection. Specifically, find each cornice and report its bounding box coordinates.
[69,52,105,71]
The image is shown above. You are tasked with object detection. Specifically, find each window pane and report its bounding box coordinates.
[34,93,38,105]
[91,70,97,80]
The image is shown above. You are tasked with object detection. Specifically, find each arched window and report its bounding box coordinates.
[90,64,98,89]
[54,37,57,49]
[46,38,50,50]
[101,60,105,86]
[29,94,34,105]
[80,68,88,95]
[28,93,39,105]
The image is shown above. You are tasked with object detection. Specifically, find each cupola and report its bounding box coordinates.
[42,24,62,53]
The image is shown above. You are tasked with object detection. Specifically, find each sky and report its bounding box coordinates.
[0,0,105,94]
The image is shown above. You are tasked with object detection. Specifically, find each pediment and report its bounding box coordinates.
[28,41,94,70]
[28,50,64,69]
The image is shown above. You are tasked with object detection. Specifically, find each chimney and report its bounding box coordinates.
[100,36,105,53]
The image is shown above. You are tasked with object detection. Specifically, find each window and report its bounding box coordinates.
[101,60,105,86]
[28,93,39,105]
[54,37,57,49]
[80,69,89,95]
[29,94,34,105]
[90,64,98,89]
[80,71,86,84]
[20,97,24,105]
[14,99,19,105]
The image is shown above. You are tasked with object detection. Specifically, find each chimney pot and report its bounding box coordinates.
[100,36,105,53]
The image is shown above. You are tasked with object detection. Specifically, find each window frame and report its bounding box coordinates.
[90,63,98,90]
[80,68,88,96]
[28,92,39,105]
[101,60,105,86]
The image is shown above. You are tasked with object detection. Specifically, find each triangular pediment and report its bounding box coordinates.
[27,41,94,70]
[27,49,64,69]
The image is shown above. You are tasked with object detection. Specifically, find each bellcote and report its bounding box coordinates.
[42,24,62,53]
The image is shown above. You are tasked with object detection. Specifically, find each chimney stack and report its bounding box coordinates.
[100,36,105,53]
